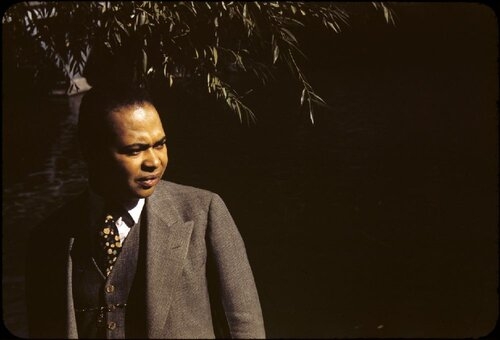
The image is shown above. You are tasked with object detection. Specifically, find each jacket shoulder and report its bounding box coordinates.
[159,180,214,196]
[155,180,220,218]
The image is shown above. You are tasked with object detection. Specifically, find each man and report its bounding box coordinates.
[26,85,265,338]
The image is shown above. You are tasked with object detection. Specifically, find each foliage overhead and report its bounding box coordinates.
[3,1,395,124]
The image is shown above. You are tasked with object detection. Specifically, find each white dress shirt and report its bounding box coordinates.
[115,198,145,242]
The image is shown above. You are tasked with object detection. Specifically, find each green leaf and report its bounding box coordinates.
[327,21,339,33]
[281,27,298,44]
[300,88,306,106]
[114,17,129,35]
[243,3,248,19]
[273,44,279,64]
[311,92,326,105]
[309,109,315,124]
[236,101,242,122]
[212,46,218,66]
[142,49,147,74]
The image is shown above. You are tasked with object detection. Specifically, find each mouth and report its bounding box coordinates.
[136,175,161,188]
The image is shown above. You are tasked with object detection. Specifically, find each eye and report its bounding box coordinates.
[154,140,167,149]
[125,149,141,156]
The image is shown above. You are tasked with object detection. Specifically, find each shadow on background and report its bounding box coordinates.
[2,3,498,338]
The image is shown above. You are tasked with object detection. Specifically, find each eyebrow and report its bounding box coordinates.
[119,136,167,152]
[153,136,167,147]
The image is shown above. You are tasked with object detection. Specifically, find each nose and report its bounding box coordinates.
[142,148,160,171]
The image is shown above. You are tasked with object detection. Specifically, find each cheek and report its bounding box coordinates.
[112,156,142,178]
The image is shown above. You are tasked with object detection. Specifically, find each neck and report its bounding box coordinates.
[89,186,139,210]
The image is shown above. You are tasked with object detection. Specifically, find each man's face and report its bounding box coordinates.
[92,103,168,202]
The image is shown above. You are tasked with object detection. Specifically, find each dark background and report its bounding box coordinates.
[3,2,498,338]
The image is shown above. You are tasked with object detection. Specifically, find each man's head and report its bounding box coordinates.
[78,85,168,203]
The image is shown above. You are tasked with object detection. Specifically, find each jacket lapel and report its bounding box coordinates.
[145,184,194,338]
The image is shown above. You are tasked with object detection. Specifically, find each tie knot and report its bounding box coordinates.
[105,210,134,228]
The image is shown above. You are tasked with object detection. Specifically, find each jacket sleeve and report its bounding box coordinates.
[206,193,266,339]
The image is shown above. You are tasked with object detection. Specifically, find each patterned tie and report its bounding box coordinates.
[99,214,123,276]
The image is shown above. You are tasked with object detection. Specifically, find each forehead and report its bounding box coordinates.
[105,103,165,141]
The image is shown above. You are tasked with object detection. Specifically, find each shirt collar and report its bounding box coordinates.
[128,198,145,225]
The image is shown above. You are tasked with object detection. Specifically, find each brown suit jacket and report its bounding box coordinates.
[26,180,265,338]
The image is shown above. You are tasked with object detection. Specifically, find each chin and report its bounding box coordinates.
[133,187,158,199]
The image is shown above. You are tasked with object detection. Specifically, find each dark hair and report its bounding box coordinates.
[78,83,154,158]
